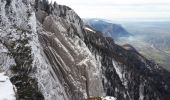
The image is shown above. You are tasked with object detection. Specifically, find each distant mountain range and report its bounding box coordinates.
[84,19,130,39]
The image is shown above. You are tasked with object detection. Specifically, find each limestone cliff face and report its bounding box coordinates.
[0,0,170,100]
[0,0,104,99]
[36,1,105,99]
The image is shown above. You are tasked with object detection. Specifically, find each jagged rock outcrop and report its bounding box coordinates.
[0,0,170,100]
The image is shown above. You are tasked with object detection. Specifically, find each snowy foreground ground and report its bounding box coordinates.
[0,71,116,100]
[101,96,116,100]
[0,73,16,100]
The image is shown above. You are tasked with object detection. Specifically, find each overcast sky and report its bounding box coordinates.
[50,0,170,21]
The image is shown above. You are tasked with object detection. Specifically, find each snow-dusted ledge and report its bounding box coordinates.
[0,73,16,100]
[101,96,117,100]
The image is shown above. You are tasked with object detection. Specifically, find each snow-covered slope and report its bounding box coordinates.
[0,0,170,100]
[0,73,16,100]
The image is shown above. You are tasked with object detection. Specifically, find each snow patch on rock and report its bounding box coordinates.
[84,27,96,33]
[112,60,122,79]
[0,72,16,100]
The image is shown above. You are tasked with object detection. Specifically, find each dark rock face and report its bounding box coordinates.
[4,30,44,99]
[85,19,130,39]
[0,0,170,100]
[84,28,170,100]
[6,0,11,6]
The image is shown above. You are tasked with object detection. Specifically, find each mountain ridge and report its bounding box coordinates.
[84,19,131,39]
[0,0,170,100]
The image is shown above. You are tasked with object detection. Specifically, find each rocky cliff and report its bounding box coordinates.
[0,0,170,100]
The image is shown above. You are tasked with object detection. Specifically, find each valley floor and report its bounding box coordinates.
[117,37,170,71]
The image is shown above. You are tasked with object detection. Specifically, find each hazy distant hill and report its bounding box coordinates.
[84,19,130,39]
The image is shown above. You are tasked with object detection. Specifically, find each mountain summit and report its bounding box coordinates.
[0,0,170,100]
